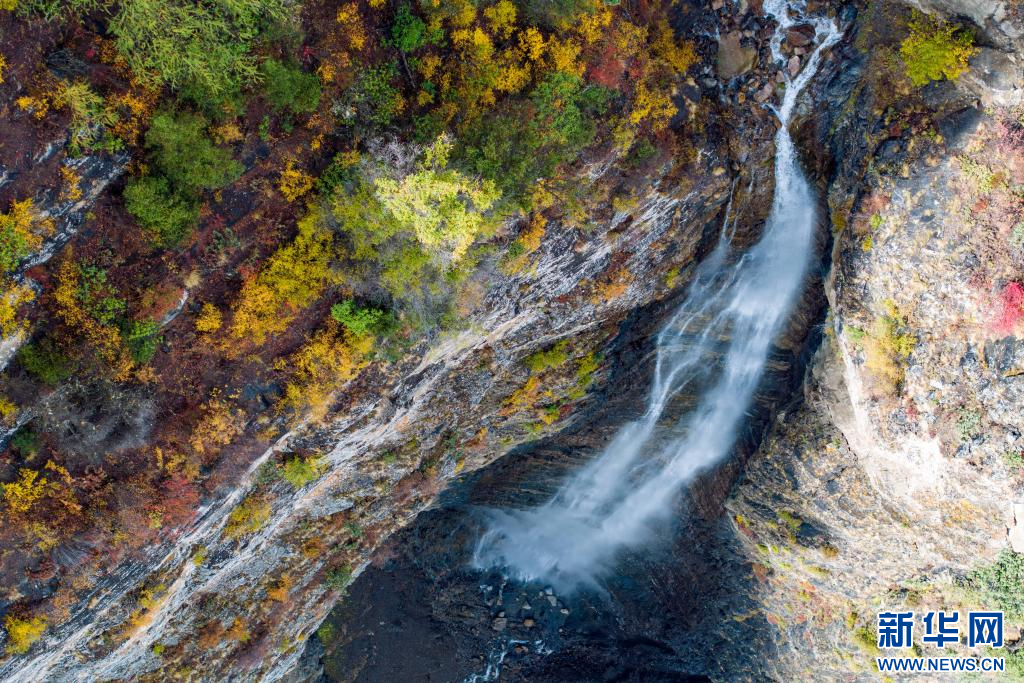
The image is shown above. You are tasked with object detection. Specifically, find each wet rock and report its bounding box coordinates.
[786,23,816,47]
[718,32,757,79]
[491,617,507,632]
[788,55,801,76]
[522,618,535,628]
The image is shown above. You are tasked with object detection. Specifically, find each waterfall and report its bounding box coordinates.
[473,1,842,590]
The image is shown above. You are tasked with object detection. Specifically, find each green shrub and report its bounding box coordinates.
[348,62,403,128]
[261,59,321,115]
[127,110,241,246]
[458,73,609,210]
[124,176,199,248]
[17,340,71,386]
[324,564,353,593]
[143,111,243,196]
[15,0,102,21]
[964,550,1024,621]
[955,407,982,442]
[10,427,40,457]
[525,340,569,372]
[330,300,391,339]
[280,454,326,489]
[124,318,161,364]
[899,13,977,87]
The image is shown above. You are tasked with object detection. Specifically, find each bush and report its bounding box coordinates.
[143,111,243,196]
[124,318,161,364]
[261,59,321,115]
[324,564,353,593]
[525,340,569,372]
[458,72,608,209]
[224,495,272,540]
[330,300,390,338]
[17,339,70,386]
[965,550,1024,621]
[280,454,326,489]
[4,615,46,655]
[390,3,429,53]
[900,13,977,87]
[348,62,404,128]
[124,176,199,248]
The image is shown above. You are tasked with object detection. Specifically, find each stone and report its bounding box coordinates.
[785,23,815,47]
[754,83,775,103]
[523,618,535,628]
[718,32,757,80]
[546,595,558,606]
[711,0,723,9]
[788,55,801,77]
[960,48,1024,107]
[491,617,507,632]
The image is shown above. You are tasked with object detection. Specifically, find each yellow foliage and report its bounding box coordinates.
[61,166,83,202]
[230,208,338,345]
[653,19,698,73]
[0,54,5,84]
[266,575,292,602]
[283,325,371,421]
[418,54,441,80]
[16,94,49,119]
[495,53,531,93]
[195,302,222,334]
[0,284,34,338]
[519,28,546,61]
[0,396,17,425]
[224,494,271,539]
[278,160,314,202]
[576,8,613,45]
[188,395,244,460]
[484,0,517,39]
[547,37,583,76]
[614,21,648,56]
[3,468,50,514]
[212,120,243,145]
[520,213,546,253]
[336,3,367,50]
[629,82,677,131]
[4,615,46,655]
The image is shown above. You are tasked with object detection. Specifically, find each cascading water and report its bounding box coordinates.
[473,1,842,590]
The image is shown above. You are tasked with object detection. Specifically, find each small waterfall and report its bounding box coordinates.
[473,1,841,590]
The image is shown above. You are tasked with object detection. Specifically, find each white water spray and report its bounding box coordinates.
[473,2,841,590]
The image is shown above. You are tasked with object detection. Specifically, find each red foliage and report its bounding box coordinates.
[588,43,626,89]
[157,475,201,528]
[992,282,1024,335]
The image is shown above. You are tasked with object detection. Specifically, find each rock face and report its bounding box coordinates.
[307,1,1024,682]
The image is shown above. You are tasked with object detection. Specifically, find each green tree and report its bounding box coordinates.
[123,175,199,247]
[110,0,288,106]
[143,111,243,196]
[262,59,322,115]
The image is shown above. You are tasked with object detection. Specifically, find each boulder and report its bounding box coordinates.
[718,32,758,80]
